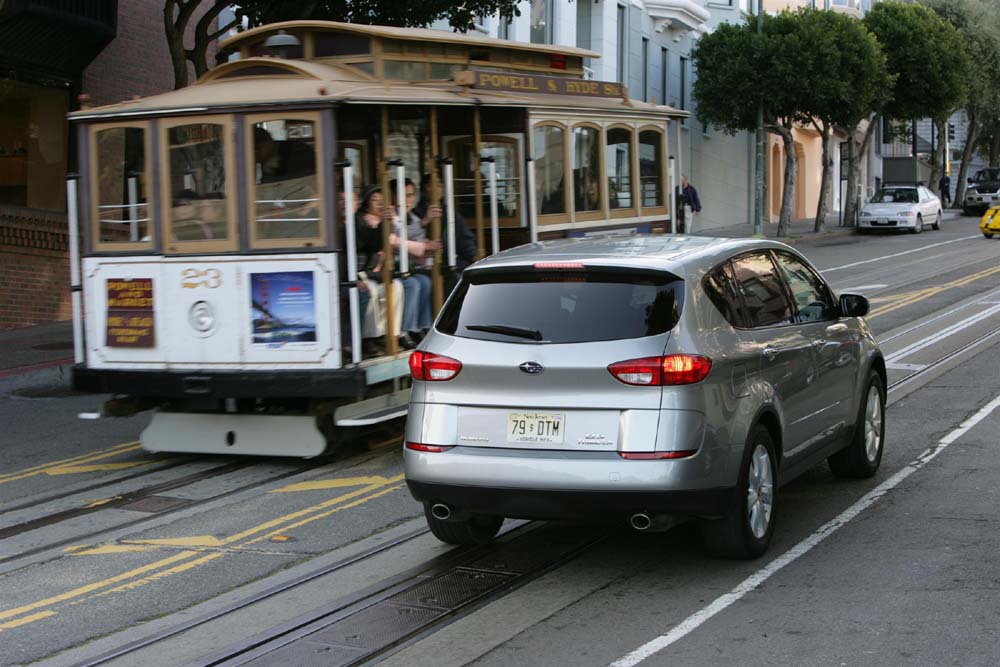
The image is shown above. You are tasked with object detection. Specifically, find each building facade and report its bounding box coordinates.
[0,1,201,330]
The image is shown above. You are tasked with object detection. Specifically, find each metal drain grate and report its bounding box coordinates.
[118,495,193,513]
[311,603,445,649]
[243,641,367,667]
[392,568,512,609]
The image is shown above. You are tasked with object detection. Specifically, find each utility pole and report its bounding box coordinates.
[753,0,764,237]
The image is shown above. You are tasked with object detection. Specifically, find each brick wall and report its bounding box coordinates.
[0,208,71,329]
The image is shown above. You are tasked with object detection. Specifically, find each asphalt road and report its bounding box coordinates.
[1,215,997,666]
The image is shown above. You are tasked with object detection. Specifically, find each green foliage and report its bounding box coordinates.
[864,1,970,121]
[789,8,892,131]
[236,0,520,32]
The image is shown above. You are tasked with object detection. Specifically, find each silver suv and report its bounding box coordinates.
[404,236,886,558]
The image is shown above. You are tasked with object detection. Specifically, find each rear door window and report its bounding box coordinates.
[730,252,794,328]
[703,260,747,328]
[437,268,683,343]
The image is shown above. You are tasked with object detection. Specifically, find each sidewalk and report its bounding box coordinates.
[0,321,73,376]
[689,209,962,244]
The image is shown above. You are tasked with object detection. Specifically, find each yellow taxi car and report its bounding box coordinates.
[982,207,1000,238]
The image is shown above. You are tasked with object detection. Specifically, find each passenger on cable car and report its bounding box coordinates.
[389,178,443,348]
[356,185,404,355]
[413,174,477,293]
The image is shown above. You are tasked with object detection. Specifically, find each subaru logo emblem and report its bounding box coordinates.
[519,361,544,375]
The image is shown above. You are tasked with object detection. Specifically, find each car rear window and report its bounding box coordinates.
[437,268,683,344]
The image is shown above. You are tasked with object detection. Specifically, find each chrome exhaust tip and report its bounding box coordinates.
[629,513,652,531]
[431,503,452,521]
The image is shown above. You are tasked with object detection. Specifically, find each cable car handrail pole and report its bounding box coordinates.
[443,158,457,269]
[342,164,361,364]
[67,175,84,365]
[390,161,408,275]
[484,156,499,255]
[526,157,538,244]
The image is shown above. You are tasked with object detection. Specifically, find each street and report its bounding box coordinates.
[1,216,998,667]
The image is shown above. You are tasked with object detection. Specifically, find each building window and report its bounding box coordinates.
[533,124,566,216]
[498,15,511,40]
[661,47,669,106]
[616,5,626,83]
[642,37,649,102]
[0,80,68,211]
[680,56,688,121]
[531,0,553,44]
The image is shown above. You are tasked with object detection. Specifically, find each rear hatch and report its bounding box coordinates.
[415,263,684,452]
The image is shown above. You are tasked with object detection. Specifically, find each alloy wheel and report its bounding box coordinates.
[746,444,774,539]
[864,385,883,462]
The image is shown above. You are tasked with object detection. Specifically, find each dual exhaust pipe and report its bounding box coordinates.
[432,504,671,532]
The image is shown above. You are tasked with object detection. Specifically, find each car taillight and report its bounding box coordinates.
[405,442,454,453]
[409,351,462,381]
[618,450,697,460]
[607,355,712,386]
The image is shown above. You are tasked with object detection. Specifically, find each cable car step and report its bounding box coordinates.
[142,412,326,458]
[335,388,410,426]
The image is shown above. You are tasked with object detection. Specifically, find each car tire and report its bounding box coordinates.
[932,211,941,230]
[912,215,923,233]
[828,372,885,479]
[984,232,994,239]
[701,424,777,559]
[423,504,503,545]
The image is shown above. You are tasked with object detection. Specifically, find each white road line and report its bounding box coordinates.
[879,289,1000,344]
[608,395,1000,667]
[885,303,1000,362]
[836,284,888,292]
[822,235,982,273]
[886,362,927,371]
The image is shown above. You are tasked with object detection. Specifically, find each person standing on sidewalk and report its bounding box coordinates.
[675,175,701,233]
[939,173,951,207]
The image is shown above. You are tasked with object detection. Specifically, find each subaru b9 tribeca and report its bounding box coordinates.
[404,236,886,559]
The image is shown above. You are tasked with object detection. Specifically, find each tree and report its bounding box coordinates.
[164,0,522,90]
[790,9,891,232]
[865,2,969,200]
[924,0,1000,205]
[693,14,809,236]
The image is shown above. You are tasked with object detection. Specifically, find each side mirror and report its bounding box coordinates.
[840,293,870,318]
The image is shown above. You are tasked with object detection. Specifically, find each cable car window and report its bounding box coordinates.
[639,130,664,207]
[165,122,230,244]
[250,118,321,242]
[93,126,151,248]
[533,124,566,216]
[573,126,601,214]
[606,127,633,210]
[313,33,370,57]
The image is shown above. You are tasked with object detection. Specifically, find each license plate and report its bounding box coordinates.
[507,412,565,444]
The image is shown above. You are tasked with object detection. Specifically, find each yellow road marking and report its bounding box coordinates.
[270,475,394,493]
[0,475,407,628]
[68,544,154,556]
[0,611,56,631]
[0,551,200,622]
[46,462,150,476]
[126,536,224,549]
[869,265,1000,320]
[0,442,142,485]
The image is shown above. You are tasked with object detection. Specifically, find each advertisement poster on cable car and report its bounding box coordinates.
[250,271,317,346]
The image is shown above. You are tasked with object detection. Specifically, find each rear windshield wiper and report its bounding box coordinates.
[464,324,543,341]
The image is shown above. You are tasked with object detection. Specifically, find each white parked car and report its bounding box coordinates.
[858,185,942,234]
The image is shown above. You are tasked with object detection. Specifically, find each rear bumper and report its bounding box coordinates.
[72,364,366,399]
[406,479,733,520]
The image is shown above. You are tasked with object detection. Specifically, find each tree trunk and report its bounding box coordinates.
[991,132,1000,168]
[164,0,200,90]
[767,123,796,237]
[843,113,879,228]
[814,121,832,233]
[193,2,237,81]
[928,118,946,196]
[955,109,979,210]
